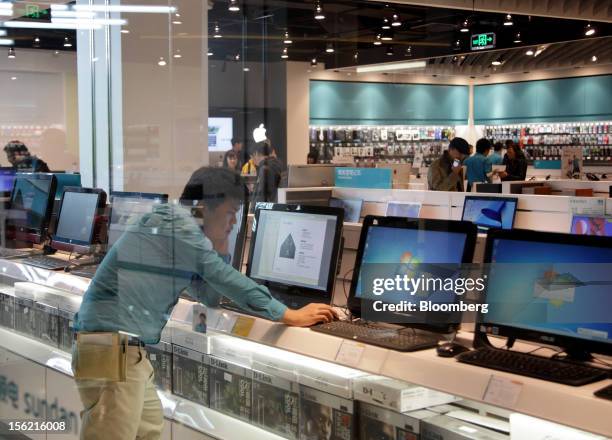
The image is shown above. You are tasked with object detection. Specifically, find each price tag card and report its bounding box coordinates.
[335,340,365,367]
[231,316,255,337]
[483,375,523,407]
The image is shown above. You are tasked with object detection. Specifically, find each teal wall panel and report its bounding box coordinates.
[474,75,612,124]
[309,80,469,125]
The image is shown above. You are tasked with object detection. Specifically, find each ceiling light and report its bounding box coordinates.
[591,55,598,62]
[503,14,513,26]
[373,34,382,46]
[7,47,15,58]
[63,36,72,47]
[10,76,16,80]
[584,23,595,36]
[386,46,394,56]
[234,52,240,61]
[243,67,250,72]
[460,19,469,33]
[453,39,461,50]
[283,31,292,44]
[281,47,288,59]
[314,2,325,20]
[172,20,182,24]
[120,28,129,34]
[157,57,166,66]
[405,46,412,57]
[353,51,359,61]
[325,42,334,53]
[391,14,401,27]
[381,17,391,30]
[356,60,426,73]
[207,50,213,56]
[228,0,240,12]
[525,48,534,56]
[213,23,222,38]
[33,36,40,47]
[311,57,317,66]
[513,31,521,43]
[173,50,182,58]
[492,58,502,66]
[381,30,393,41]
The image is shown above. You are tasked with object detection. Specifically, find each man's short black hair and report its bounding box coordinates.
[254,140,272,157]
[180,167,247,208]
[493,142,503,152]
[505,139,514,148]
[448,137,470,155]
[231,138,242,146]
[475,138,492,155]
[4,140,28,154]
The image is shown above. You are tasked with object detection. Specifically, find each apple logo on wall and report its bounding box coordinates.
[253,123,267,143]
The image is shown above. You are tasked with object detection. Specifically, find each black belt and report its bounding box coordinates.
[73,333,145,347]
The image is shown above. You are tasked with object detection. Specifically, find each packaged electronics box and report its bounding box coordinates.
[209,355,253,422]
[252,368,300,439]
[171,322,209,354]
[510,413,606,440]
[58,294,82,352]
[172,344,210,407]
[299,384,356,440]
[252,343,306,383]
[297,357,367,400]
[354,376,460,413]
[359,401,438,440]
[422,415,508,440]
[147,341,173,392]
[0,287,15,329]
[14,288,36,338]
[209,333,255,368]
[33,300,59,347]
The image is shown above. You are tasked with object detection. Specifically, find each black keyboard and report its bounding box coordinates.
[457,348,609,386]
[311,320,441,352]
[21,255,69,270]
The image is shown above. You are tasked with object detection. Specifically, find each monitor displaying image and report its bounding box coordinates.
[208,117,233,151]
[329,197,363,223]
[571,215,612,237]
[462,196,517,231]
[386,201,421,218]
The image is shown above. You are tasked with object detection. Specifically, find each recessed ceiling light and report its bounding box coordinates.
[7,47,15,58]
[157,57,166,66]
[325,42,334,53]
[525,48,534,56]
[460,19,469,33]
[213,23,222,38]
[311,57,317,66]
[173,50,182,58]
[492,57,503,66]
[281,47,288,59]
[503,14,513,26]
[120,29,129,34]
[207,50,213,56]
[63,36,72,47]
[283,31,292,44]
[591,55,598,62]
[228,0,240,12]
[314,2,325,20]
[585,23,595,36]
[513,31,522,43]
[381,30,393,41]
[381,17,391,30]
[391,14,401,27]
[353,51,358,60]
[243,67,250,72]
[10,76,16,80]
[386,45,394,56]
[234,52,240,61]
[405,46,412,57]
[453,40,461,50]
[373,34,382,46]
[356,60,426,73]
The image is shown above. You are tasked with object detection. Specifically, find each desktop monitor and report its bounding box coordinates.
[246,204,344,307]
[0,167,16,194]
[347,216,477,332]
[462,196,517,231]
[53,173,82,200]
[329,197,363,223]
[479,229,612,358]
[570,215,612,237]
[386,201,421,218]
[288,164,337,188]
[52,187,107,253]
[226,199,249,270]
[108,192,168,248]
[8,173,57,244]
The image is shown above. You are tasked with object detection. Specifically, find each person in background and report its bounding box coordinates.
[464,138,492,191]
[307,152,318,164]
[72,167,336,439]
[251,140,282,207]
[224,150,240,171]
[4,140,50,172]
[498,144,528,181]
[223,138,244,170]
[489,142,504,165]
[241,145,257,176]
[427,137,471,191]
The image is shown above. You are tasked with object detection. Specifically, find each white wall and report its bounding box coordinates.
[0,49,78,171]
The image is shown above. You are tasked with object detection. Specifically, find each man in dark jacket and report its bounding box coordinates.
[427,137,471,191]
[251,140,282,207]
[4,140,50,172]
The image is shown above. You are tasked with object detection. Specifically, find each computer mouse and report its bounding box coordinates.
[436,342,470,358]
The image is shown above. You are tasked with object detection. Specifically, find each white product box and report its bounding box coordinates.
[297,356,367,400]
[171,322,210,354]
[421,415,508,440]
[510,414,607,440]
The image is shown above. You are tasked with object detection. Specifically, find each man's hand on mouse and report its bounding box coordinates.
[282,304,338,327]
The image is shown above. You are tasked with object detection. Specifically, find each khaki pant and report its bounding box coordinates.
[72,343,164,440]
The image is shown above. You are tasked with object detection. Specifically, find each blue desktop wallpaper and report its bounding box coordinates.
[463,198,516,229]
[487,238,612,343]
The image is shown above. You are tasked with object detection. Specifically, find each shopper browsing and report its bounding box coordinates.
[464,138,493,191]
[427,137,471,191]
[498,144,528,181]
[489,142,504,165]
[251,140,283,206]
[72,167,336,440]
[223,138,244,170]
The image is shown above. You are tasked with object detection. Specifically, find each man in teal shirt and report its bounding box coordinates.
[464,138,493,191]
[489,142,504,165]
[73,167,336,440]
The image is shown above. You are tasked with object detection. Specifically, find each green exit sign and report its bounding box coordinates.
[471,32,496,51]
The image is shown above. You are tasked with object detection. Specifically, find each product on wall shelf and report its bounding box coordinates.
[309,124,455,167]
[484,122,612,166]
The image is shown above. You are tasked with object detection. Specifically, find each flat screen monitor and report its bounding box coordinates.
[481,229,612,357]
[288,165,337,188]
[108,192,168,247]
[386,201,421,218]
[8,173,56,244]
[462,196,517,231]
[330,197,363,223]
[53,173,82,200]
[348,216,477,332]
[0,167,16,194]
[226,199,249,270]
[208,117,233,151]
[570,215,612,237]
[53,188,107,253]
[247,204,344,306]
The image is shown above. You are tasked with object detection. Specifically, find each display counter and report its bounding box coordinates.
[0,259,610,439]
